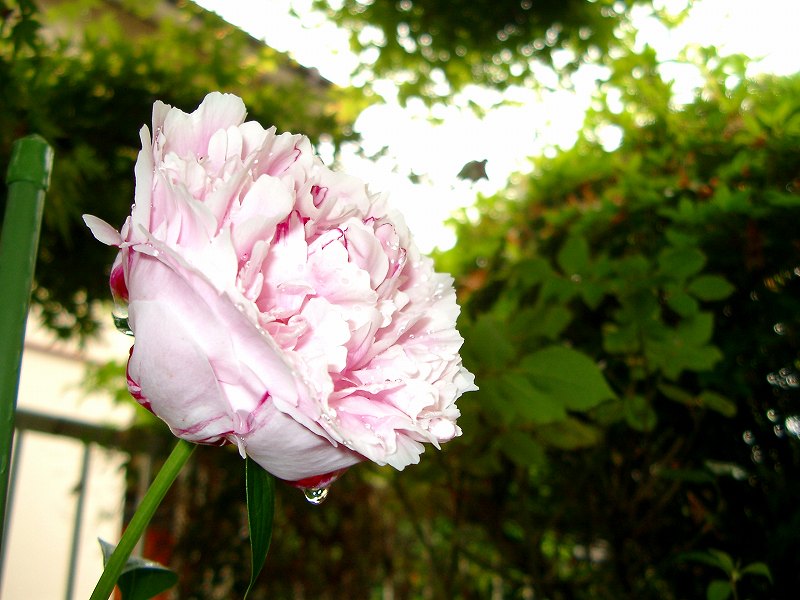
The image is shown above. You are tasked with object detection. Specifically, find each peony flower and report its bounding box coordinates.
[84,92,476,488]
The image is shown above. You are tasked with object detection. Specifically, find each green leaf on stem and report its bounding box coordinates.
[245,457,276,598]
[99,539,177,600]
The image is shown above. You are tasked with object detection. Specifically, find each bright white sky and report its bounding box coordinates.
[195,0,799,252]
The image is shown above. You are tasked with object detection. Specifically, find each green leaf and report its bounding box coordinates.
[515,305,573,341]
[677,312,715,345]
[697,391,737,417]
[707,549,736,574]
[660,385,737,417]
[741,561,773,582]
[765,190,800,207]
[659,383,695,405]
[651,342,722,380]
[557,235,590,275]
[511,257,554,288]
[99,540,177,600]
[539,276,579,304]
[245,458,276,599]
[666,290,699,317]
[519,346,617,412]
[501,373,567,424]
[535,417,603,449]
[580,281,606,309]
[603,322,640,354]
[624,395,657,432]
[497,430,546,467]
[664,228,699,248]
[707,580,732,600]
[589,399,626,426]
[461,316,516,371]
[680,549,737,577]
[474,378,517,426]
[658,246,706,280]
[687,275,735,301]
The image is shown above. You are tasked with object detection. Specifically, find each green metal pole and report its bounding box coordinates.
[0,135,53,544]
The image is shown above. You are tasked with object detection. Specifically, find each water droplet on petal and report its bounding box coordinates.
[112,305,133,336]
[302,486,330,505]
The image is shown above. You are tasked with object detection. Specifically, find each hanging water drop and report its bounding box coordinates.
[302,486,330,505]
[112,304,133,336]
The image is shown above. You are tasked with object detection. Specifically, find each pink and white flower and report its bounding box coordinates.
[84,92,476,485]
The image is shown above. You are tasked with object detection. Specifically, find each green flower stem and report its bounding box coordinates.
[90,439,195,600]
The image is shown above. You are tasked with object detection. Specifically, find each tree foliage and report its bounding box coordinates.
[314,0,655,102]
[432,47,800,597]
[1,0,367,338]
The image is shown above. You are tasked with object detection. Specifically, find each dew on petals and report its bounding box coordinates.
[112,305,134,336]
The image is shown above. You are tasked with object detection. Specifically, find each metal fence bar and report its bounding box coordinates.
[65,442,92,600]
[0,135,53,545]
[0,429,24,592]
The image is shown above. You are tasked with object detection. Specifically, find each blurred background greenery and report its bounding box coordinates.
[2,0,799,598]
